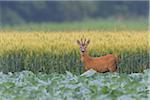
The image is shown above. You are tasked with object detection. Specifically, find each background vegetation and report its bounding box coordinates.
[1,18,148,31]
[0,1,148,26]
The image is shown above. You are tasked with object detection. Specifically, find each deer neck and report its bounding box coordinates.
[81,52,92,65]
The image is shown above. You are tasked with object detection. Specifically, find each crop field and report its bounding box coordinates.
[0,22,149,99]
[0,31,149,74]
[0,69,149,100]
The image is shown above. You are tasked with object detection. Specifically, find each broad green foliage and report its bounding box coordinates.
[0,69,149,100]
[0,31,149,73]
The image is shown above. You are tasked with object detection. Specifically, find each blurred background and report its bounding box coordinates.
[0,1,148,29]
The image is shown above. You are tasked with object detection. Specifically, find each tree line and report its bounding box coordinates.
[0,1,149,25]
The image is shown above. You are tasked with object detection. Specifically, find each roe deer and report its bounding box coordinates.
[77,38,118,72]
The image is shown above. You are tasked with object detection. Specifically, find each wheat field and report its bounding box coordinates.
[0,31,149,74]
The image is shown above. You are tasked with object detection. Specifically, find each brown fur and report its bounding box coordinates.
[81,53,118,72]
[77,38,118,72]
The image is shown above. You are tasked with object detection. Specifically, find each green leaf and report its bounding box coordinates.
[2,82,15,89]
[101,86,109,94]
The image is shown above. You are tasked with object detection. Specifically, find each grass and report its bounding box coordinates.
[1,18,148,32]
[0,31,149,74]
[0,69,149,100]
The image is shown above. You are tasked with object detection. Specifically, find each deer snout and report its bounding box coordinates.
[81,50,85,53]
[80,48,85,52]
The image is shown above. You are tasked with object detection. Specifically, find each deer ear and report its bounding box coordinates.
[77,40,80,45]
[86,39,90,45]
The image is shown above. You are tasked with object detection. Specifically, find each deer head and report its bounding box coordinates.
[77,38,90,53]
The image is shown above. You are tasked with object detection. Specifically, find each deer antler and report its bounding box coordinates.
[84,39,86,44]
[81,38,84,44]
